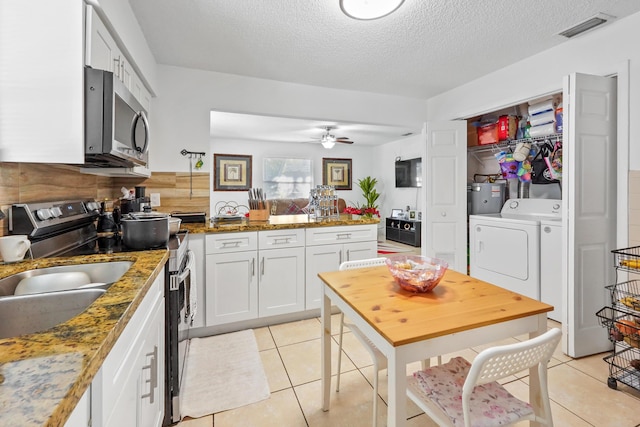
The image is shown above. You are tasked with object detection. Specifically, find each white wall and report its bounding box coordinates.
[427,11,640,170]
[150,65,428,174]
[374,134,424,219]
[209,137,376,215]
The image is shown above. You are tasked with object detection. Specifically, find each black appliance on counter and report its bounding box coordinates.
[8,199,191,425]
[170,211,207,224]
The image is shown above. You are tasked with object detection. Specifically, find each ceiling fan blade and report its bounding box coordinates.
[335,137,350,140]
[336,139,354,144]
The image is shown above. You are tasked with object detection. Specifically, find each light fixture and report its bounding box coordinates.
[321,132,336,148]
[321,140,336,149]
[340,0,404,20]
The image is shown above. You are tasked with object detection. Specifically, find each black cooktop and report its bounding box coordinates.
[58,232,170,257]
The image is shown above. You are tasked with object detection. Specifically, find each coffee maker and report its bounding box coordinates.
[121,186,150,213]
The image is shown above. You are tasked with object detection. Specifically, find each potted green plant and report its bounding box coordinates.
[344,176,381,218]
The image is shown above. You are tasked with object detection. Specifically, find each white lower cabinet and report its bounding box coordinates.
[203,225,377,324]
[205,230,305,326]
[258,246,305,317]
[91,270,165,427]
[305,225,378,309]
[64,387,90,427]
[206,249,258,325]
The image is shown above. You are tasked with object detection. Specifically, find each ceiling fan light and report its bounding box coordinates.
[340,0,404,20]
[321,140,335,149]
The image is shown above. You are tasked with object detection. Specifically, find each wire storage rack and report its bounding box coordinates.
[595,245,640,390]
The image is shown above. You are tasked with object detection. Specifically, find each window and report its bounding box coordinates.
[263,158,312,199]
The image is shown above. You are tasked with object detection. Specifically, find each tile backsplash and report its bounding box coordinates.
[0,162,210,235]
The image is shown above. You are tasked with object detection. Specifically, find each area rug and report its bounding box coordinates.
[180,329,270,419]
[377,241,416,255]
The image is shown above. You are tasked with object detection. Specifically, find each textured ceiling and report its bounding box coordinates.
[129,0,640,145]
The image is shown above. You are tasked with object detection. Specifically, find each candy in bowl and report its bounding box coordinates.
[385,255,448,293]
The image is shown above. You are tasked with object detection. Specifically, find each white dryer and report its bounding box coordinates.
[469,198,562,301]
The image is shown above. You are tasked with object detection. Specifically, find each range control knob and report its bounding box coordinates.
[552,203,561,211]
[508,200,519,209]
[51,207,63,217]
[36,208,53,220]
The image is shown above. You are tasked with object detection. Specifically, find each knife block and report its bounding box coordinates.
[249,209,269,222]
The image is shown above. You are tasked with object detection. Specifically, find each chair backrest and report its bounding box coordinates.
[339,258,387,271]
[463,328,562,393]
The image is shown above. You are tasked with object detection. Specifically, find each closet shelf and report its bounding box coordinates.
[468,133,563,154]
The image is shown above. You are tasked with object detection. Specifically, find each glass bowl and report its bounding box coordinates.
[385,255,449,293]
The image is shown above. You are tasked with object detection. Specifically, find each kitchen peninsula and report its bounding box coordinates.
[0,215,378,426]
[182,214,380,333]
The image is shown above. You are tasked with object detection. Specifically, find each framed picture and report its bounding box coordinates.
[322,158,352,190]
[214,153,252,191]
[391,209,403,218]
[409,210,417,220]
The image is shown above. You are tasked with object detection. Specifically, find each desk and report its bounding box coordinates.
[318,266,553,427]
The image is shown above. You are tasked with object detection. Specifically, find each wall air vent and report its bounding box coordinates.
[558,13,614,38]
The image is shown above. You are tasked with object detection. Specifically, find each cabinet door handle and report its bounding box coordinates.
[141,345,158,403]
[346,249,350,261]
[260,257,265,277]
[113,57,120,76]
[221,241,241,248]
[251,258,255,278]
[339,249,343,265]
[273,237,291,245]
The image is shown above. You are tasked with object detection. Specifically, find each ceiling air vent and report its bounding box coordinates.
[558,13,614,38]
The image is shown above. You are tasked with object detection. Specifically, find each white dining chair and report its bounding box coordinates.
[335,257,387,427]
[407,328,562,427]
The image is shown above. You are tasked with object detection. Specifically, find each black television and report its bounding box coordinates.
[395,158,422,188]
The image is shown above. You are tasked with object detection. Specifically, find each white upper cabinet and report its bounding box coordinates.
[0,0,84,164]
[0,1,153,165]
[85,6,151,112]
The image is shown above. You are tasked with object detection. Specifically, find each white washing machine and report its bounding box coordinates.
[469,198,562,301]
[540,219,563,322]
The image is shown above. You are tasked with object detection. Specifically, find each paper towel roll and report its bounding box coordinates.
[528,99,557,116]
[529,110,555,126]
[529,122,556,138]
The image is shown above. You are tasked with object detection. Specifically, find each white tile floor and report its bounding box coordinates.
[178,316,640,427]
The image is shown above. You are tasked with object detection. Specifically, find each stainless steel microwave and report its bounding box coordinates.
[84,66,149,168]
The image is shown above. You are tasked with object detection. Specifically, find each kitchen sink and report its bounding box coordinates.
[0,288,105,339]
[0,261,133,297]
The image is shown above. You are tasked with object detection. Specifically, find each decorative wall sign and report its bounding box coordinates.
[214,154,252,191]
[322,158,352,190]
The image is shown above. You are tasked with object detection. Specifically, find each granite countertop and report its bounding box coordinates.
[0,250,169,427]
[0,215,373,425]
[181,214,379,234]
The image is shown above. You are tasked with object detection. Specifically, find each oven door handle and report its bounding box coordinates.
[170,267,191,291]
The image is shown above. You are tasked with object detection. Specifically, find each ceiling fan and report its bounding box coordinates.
[311,126,354,148]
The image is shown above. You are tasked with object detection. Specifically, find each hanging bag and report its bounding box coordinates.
[531,141,560,184]
[544,141,563,180]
